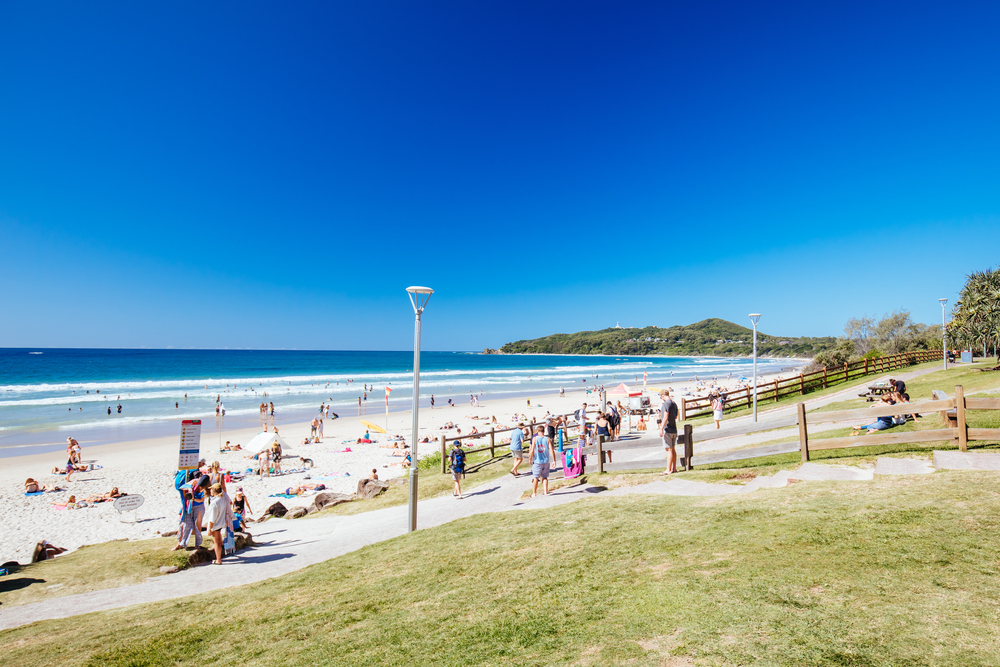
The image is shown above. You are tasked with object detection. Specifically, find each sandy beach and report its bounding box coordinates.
[0,367,803,563]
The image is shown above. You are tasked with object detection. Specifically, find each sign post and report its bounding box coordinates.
[178,419,202,470]
[113,494,145,523]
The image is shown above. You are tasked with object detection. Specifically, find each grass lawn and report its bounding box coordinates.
[5,470,1000,666]
[0,537,190,607]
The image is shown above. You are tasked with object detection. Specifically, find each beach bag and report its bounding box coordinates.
[224,528,236,555]
[450,447,466,473]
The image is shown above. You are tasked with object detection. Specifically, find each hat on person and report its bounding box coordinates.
[197,475,211,488]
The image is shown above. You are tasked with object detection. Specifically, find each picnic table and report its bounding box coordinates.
[859,382,894,402]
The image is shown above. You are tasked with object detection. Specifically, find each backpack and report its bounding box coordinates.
[574,409,582,422]
[450,447,466,472]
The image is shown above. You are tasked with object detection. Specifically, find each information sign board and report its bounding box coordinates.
[178,419,202,470]
[113,494,144,513]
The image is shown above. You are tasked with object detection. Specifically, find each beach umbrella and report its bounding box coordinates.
[360,420,386,434]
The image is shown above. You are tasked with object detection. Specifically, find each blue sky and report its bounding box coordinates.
[2,1,998,351]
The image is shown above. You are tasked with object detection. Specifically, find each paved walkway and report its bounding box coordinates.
[0,363,980,632]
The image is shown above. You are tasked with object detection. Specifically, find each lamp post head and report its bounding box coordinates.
[748,313,761,327]
[939,298,948,306]
[406,286,434,315]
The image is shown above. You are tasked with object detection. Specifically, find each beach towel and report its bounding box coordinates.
[269,492,299,498]
[52,503,68,510]
[563,448,584,479]
[24,491,46,496]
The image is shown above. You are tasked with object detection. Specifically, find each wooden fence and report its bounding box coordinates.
[572,383,998,475]
[437,412,581,473]
[679,349,943,420]
[795,384,1000,460]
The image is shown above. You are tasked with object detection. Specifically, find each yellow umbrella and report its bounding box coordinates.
[360,420,386,434]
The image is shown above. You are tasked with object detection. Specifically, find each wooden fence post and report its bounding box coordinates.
[956,385,967,452]
[773,378,779,402]
[844,363,848,384]
[490,428,495,459]
[679,397,687,421]
[799,373,805,395]
[797,402,810,462]
[597,435,605,473]
[684,423,694,471]
[823,367,828,389]
[440,435,447,474]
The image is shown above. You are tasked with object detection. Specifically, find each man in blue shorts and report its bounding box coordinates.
[529,425,556,497]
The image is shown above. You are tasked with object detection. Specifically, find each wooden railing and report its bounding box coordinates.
[679,349,943,420]
[437,412,581,473]
[794,385,1000,460]
[573,382,993,474]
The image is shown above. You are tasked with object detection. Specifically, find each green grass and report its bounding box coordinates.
[0,537,190,607]
[6,471,1000,665]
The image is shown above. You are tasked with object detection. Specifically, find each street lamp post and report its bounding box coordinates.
[406,286,433,533]
[749,314,761,422]
[939,298,948,371]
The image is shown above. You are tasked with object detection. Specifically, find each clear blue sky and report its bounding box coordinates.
[2,2,998,351]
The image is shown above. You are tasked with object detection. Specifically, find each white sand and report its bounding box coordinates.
[0,368,801,563]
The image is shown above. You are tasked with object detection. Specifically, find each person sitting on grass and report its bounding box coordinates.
[32,540,67,562]
[851,394,898,436]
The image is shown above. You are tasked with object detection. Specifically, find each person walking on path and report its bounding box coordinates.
[509,423,525,476]
[529,425,556,497]
[658,390,679,475]
[449,440,466,499]
[711,392,725,429]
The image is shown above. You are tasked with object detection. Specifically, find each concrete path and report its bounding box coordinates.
[875,457,935,475]
[932,450,1000,471]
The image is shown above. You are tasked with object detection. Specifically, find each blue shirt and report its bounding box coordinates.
[510,429,524,451]
[532,436,551,464]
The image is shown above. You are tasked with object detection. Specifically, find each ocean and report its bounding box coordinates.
[0,348,799,456]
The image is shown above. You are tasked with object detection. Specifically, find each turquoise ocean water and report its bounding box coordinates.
[0,348,798,456]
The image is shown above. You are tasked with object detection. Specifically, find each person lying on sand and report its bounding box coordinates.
[387,452,412,468]
[80,487,123,503]
[25,478,61,493]
[439,422,455,430]
[221,442,242,451]
[284,483,326,495]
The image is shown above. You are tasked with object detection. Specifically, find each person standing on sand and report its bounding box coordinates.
[430,395,435,409]
[317,418,324,442]
[529,425,556,497]
[658,390,679,475]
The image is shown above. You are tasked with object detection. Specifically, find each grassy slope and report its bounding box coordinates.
[0,538,190,607]
[4,472,1000,666]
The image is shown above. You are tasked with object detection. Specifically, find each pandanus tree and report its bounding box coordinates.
[949,268,1000,364]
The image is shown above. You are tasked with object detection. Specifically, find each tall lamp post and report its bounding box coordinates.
[406,286,433,533]
[939,298,948,371]
[749,314,761,422]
